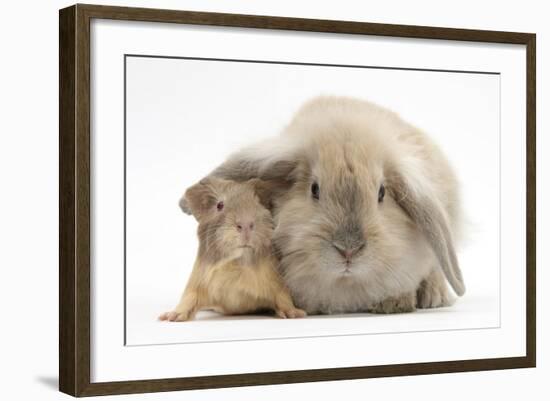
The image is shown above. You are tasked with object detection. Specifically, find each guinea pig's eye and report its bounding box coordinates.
[378,184,385,203]
[216,201,224,211]
[311,182,320,200]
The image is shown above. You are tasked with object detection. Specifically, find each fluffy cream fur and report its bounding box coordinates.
[208,96,465,315]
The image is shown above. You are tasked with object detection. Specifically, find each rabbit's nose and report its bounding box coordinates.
[333,242,366,263]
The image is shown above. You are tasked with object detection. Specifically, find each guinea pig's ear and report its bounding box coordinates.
[178,195,193,215]
[390,173,465,297]
[180,178,222,221]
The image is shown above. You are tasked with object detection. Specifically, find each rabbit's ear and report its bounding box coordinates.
[210,137,301,182]
[390,173,465,296]
[248,178,289,211]
[180,177,223,221]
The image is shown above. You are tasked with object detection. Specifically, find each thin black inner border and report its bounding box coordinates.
[123,54,502,347]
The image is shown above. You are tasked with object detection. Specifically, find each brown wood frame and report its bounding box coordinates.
[59,3,536,397]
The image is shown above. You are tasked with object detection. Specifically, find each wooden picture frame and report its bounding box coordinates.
[59,3,536,397]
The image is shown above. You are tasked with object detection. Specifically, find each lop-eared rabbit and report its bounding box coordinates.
[187,96,465,315]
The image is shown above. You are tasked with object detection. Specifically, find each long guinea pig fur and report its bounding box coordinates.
[159,177,306,321]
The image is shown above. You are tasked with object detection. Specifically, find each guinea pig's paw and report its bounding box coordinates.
[416,271,454,309]
[158,310,192,322]
[275,307,307,319]
[369,293,416,314]
[157,312,170,321]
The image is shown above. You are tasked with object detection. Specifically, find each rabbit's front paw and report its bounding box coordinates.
[369,293,416,314]
[416,270,454,309]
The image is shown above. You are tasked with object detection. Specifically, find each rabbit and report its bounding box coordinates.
[190,95,466,315]
[158,177,306,321]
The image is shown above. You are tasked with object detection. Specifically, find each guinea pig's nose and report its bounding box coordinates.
[236,221,255,234]
[236,221,254,231]
[333,242,366,263]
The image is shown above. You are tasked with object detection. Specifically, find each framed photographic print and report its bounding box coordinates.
[59,4,536,397]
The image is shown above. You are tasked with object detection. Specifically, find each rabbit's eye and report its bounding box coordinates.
[216,201,224,211]
[311,182,320,200]
[378,184,385,203]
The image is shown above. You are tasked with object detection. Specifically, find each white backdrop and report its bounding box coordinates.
[0,1,547,401]
[126,55,501,345]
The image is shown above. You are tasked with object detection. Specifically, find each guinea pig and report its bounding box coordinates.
[198,95,465,315]
[158,177,306,321]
